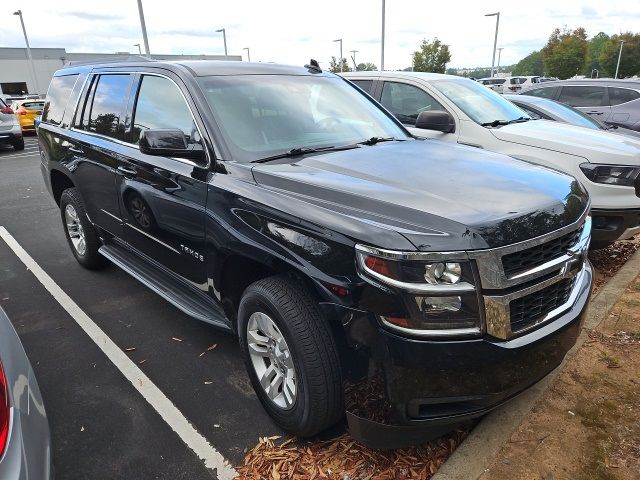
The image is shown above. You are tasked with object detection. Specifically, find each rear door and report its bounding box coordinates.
[68,72,134,237]
[114,71,209,288]
[557,85,611,123]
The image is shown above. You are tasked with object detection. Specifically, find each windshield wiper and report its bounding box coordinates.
[358,136,399,146]
[481,117,530,127]
[251,144,359,164]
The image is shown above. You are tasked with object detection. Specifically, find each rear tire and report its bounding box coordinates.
[59,188,109,270]
[11,138,24,151]
[238,275,343,437]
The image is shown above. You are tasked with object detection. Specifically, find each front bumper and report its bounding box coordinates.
[591,208,640,247]
[341,261,591,448]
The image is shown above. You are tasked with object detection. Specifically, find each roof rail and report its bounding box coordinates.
[63,55,156,68]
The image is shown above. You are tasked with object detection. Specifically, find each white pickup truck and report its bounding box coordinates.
[343,71,640,248]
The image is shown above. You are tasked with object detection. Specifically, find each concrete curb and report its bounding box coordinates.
[432,251,640,480]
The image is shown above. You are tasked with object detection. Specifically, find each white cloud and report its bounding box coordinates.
[0,0,638,70]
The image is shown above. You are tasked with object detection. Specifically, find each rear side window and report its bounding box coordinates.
[80,74,131,139]
[558,86,607,107]
[351,80,373,94]
[131,75,198,145]
[609,87,640,106]
[526,87,557,99]
[42,74,78,126]
[380,81,445,125]
[22,101,45,111]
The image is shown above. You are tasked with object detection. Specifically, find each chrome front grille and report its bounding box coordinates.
[471,211,591,340]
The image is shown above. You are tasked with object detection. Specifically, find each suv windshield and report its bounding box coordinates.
[197,75,409,162]
[432,79,530,126]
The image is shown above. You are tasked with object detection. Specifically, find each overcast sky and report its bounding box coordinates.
[1,0,639,70]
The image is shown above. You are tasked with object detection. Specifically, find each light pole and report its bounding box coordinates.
[381,0,385,71]
[216,28,228,57]
[133,43,142,55]
[136,0,151,57]
[496,47,503,75]
[12,10,39,94]
[350,49,358,70]
[615,40,625,79]
[485,12,500,77]
[333,38,343,72]
[243,47,250,62]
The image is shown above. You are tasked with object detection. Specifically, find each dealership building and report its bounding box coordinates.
[0,47,241,97]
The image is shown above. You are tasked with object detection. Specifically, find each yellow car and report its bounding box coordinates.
[11,99,45,133]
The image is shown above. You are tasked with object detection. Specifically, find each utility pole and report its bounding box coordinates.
[350,50,358,70]
[485,12,500,77]
[136,0,151,57]
[216,28,228,56]
[381,0,386,71]
[243,47,250,62]
[333,39,343,72]
[496,47,503,75]
[133,43,142,55]
[13,10,39,94]
[615,40,625,79]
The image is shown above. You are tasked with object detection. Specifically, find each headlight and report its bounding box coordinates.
[355,245,482,337]
[580,163,640,192]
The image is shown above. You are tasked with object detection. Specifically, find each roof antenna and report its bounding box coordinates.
[305,59,322,73]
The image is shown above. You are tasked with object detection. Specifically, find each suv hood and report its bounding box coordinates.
[490,120,640,165]
[251,140,588,250]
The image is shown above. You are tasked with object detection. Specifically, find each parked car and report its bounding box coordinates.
[477,77,505,92]
[520,79,640,131]
[11,99,45,134]
[0,307,53,479]
[501,76,541,94]
[0,98,24,150]
[505,94,640,139]
[39,60,592,447]
[343,71,640,248]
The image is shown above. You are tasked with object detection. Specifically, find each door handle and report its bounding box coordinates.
[586,111,604,115]
[68,146,84,154]
[117,165,137,177]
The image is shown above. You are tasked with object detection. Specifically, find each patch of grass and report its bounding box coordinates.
[621,297,640,308]
[629,332,640,341]
[574,397,620,429]
[575,432,621,480]
[598,351,621,368]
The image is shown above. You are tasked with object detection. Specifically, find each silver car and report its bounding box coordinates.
[0,98,25,151]
[505,94,640,140]
[0,307,52,479]
[520,79,640,131]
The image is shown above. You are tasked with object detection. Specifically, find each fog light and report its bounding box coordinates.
[417,296,462,312]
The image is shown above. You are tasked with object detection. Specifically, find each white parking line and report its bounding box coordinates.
[0,226,236,480]
[0,150,41,159]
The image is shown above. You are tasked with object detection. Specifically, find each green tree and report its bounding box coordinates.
[356,62,377,71]
[512,50,544,76]
[412,38,451,73]
[328,56,352,73]
[599,32,640,78]
[542,27,588,79]
[584,32,610,76]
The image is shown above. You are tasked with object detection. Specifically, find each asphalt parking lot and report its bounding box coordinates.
[0,137,282,478]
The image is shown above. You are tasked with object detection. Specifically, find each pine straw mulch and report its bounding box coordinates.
[236,372,471,479]
[234,428,469,480]
[589,238,640,293]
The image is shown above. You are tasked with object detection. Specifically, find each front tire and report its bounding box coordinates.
[11,138,24,151]
[238,276,343,437]
[59,188,109,270]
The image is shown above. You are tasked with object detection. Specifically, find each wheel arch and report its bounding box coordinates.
[50,168,75,206]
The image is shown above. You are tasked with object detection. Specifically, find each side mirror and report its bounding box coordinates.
[139,129,205,162]
[415,111,456,133]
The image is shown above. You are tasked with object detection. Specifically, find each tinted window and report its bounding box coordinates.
[380,81,445,125]
[535,99,601,129]
[22,101,45,111]
[132,75,197,145]
[84,74,130,138]
[558,86,607,107]
[514,104,543,120]
[609,87,640,106]
[526,87,557,99]
[42,74,78,126]
[351,80,373,94]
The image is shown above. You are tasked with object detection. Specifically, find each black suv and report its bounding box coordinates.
[38,60,592,446]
